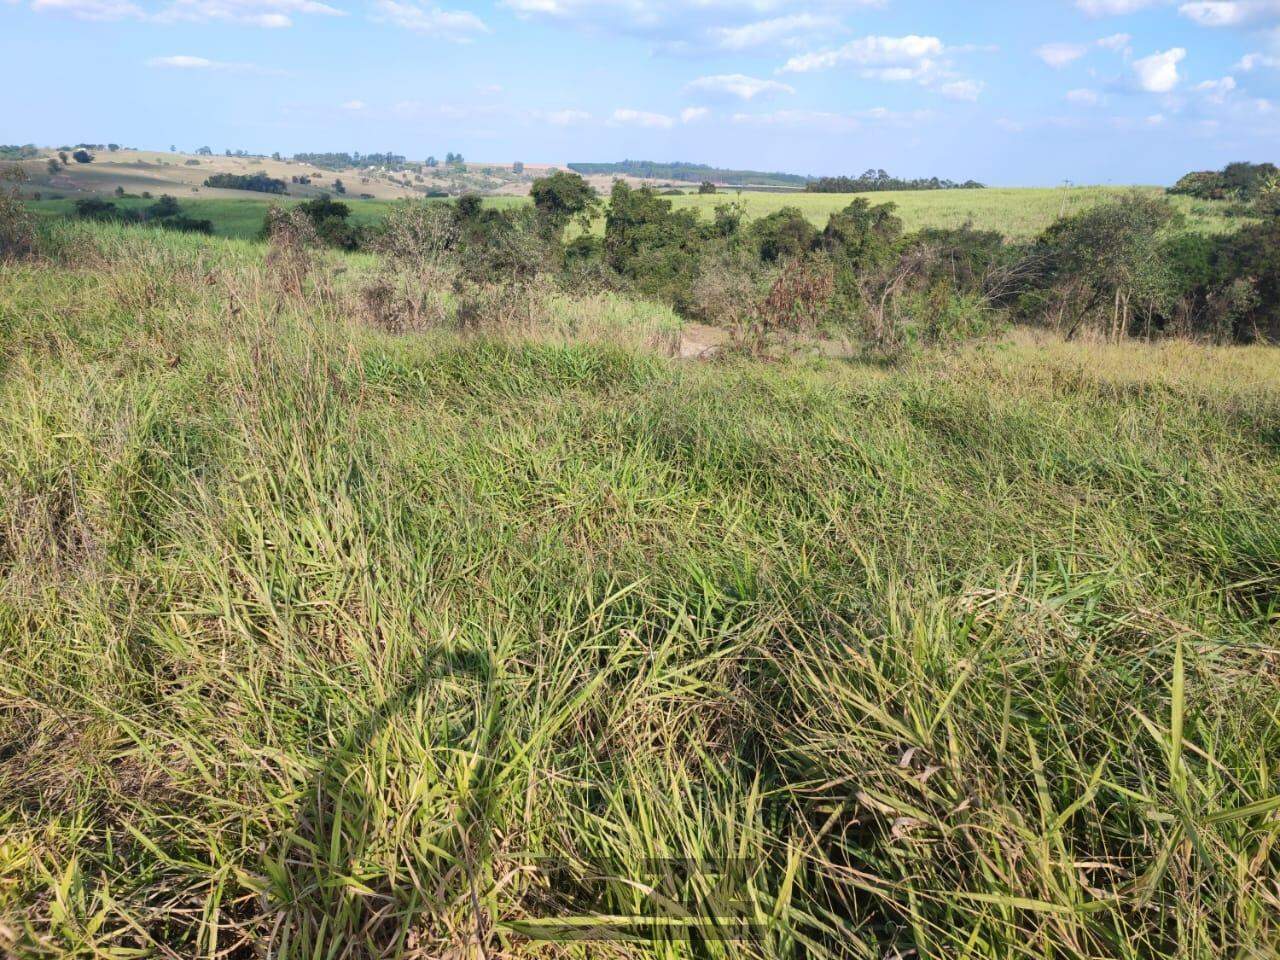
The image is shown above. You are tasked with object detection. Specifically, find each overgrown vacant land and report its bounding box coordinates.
[0,219,1277,959]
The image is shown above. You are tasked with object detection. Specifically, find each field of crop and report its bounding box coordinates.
[22,185,1239,243]
[1,221,1277,959]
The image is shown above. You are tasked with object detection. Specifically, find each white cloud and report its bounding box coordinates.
[1076,0,1162,13]
[680,106,710,123]
[684,73,795,101]
[1132,47,1186,92]
[30,0,142,19]
[1195,75,1238,101]
[610,108,675,129]
[711,13,838,50]
[341,99,366,110]
[1036,43,1088,68]
[940,79,984,100]
[1037,34,1132,68]
[1236,51,1280,68]
[371,0,488,38]
[1179,1,1280,26]
[1066,87,1103,104]
[147,53,283,73]
[151,0,342,27]
[546,109,592,125]
[781,34,945,74]
[1096,32,1132,51]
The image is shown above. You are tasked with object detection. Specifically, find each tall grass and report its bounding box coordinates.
[0,223,1277,958]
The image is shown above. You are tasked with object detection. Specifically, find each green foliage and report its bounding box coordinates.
[71,149,94,164]
[1170,161,1279,201]
[749,206,819,262]
[808,169,985,192]
[529,171,599,245]
[204,172,288,194]
[294,194,361,250]
[1029,192,1180,339]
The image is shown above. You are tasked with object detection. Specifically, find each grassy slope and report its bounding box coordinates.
[24,186,1239,242]
[0,224,1278,959]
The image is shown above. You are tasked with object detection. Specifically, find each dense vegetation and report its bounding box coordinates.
[0,215,1276,959]
[807,170,985,192]
[1169,160,1278,202]
[203,172,289,194]
[569,160,811,188]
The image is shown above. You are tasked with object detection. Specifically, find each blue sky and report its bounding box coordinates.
[3,0,1279,185]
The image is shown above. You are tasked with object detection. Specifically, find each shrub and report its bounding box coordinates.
[71,149,94,164]
[750,207,820,263]
[263,205,319,298]
[1028,193,1178,341]
[0,165,36,261]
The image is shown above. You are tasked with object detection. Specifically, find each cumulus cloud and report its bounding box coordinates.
[684,73,795,101]
[1236,51,1280,68]
[1037,34,1133,69]
[153,0,342,27]
[370,0,488,38]
[1076,0,1163,13]
[610,108,675,129]
[1131,47,1187,92]
[1036,43,1088,68]
[30,0,142,18]
[711,13,839,50]
[680,106,710,123]
[29,0,344,25]
[1195,74,1238,100]
[780,34,944,74]
[1179,1,1280,27]
[940,79,984,100]
[147,53,283,72]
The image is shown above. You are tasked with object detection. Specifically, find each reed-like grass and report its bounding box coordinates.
[0,223,1277,959]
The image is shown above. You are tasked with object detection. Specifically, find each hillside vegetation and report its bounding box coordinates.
[0,218,1277,959]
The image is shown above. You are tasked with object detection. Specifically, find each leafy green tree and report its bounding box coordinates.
[698,181,717,194]
[529,171,598,246]
[71,149,94,164]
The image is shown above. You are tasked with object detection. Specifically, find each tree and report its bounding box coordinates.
[530,171,599,246]
[46,158,61,174]
[72,149,94,164]
[196,146,213,156]
[1033,193,1177,340]
[170,145,176,152]
[512,161,525,174]
[58,151,68,165]
[108,143,120,152]
[426,156,438,168]
[333,178,346,195]
[698,181,717,194]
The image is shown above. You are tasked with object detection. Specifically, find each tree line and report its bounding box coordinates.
[806,170,985,192]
